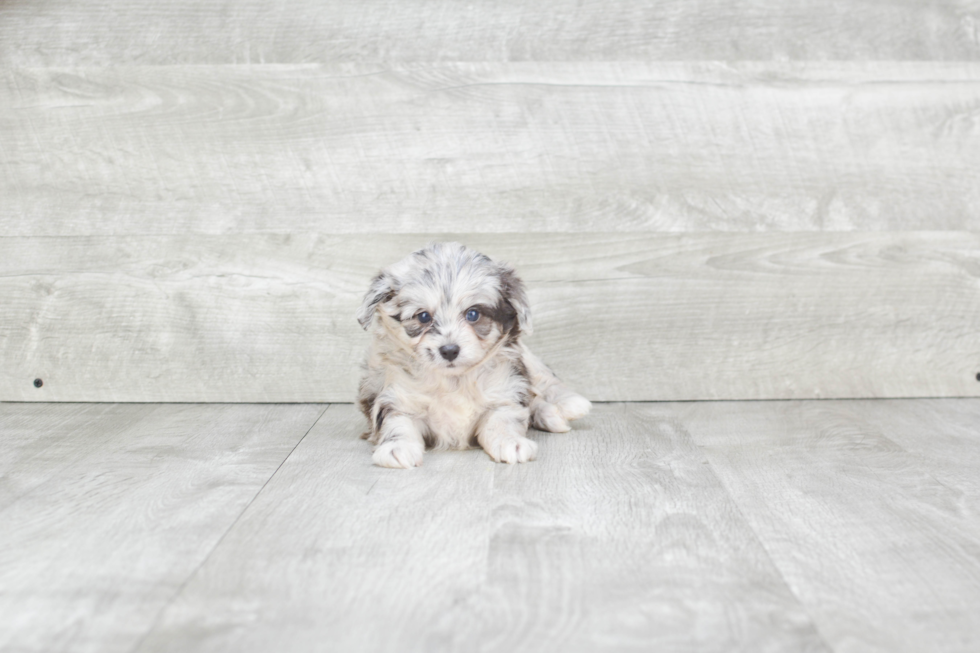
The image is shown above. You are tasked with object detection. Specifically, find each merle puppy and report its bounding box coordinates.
[356,242,590,468]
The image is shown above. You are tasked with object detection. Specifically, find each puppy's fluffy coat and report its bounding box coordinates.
[357,242,590,468]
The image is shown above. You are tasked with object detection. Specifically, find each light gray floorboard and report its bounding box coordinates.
[1,0,978,65]
[3,232,978,402]
[0,403,141,512]
[415,403,826,653]
[675,399,980,653]
[135,404,505,653]
[134,403,828,653]
[5,401,980,651]
[3,63,980,236]
[0,402,325,653]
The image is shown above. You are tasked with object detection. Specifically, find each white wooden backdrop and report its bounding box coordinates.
[1,2,979,402]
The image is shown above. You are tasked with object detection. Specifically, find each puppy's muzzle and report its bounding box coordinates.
[439,344,460,361]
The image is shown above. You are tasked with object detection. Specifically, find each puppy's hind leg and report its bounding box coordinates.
[520,344,592,431]
[549,387,592,422]
[530,398,571,433]
[478,405,537,464]
[372,412,426,469]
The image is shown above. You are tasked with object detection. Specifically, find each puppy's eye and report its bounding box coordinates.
[417,311,432,324]
[465,308,480,322]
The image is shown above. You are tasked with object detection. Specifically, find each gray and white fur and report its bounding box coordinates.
[356,242,591,468]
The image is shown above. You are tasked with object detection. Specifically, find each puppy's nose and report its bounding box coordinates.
[439,344,460,361]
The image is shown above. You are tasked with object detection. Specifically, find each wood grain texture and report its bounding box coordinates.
[420,403,828,653]
[1,0,979,65]
[6,401,980,651]
[0,403,134,512]
[3,63,980,235]
[135,404,501,653]
[135,403,828,653]
[2,232,978,402]
[676,399,980,653]
[0,402,325,653]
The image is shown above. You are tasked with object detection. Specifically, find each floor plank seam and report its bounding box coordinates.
[124,403,331,653]
[4,397,980,406]
[693,440,838,652]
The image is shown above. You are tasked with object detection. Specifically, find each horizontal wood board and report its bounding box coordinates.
[3,63,980,235]
[0,402,325,653]
[675,398,980,652]
[2,232,978,402]
[1,0,979,65]
[135,403,827,653]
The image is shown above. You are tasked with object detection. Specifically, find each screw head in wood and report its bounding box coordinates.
[33,378,43,388]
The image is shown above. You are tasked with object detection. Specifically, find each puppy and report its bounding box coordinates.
[356,242,591,468]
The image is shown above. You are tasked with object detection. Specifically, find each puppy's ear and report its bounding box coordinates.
[499,265,532,336]
[357,272,395,330]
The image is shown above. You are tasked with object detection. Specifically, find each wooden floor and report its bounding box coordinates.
[2,400,979,652]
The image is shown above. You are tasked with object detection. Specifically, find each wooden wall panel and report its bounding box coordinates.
[3,233,977,402]
[3,64,980,236]
[1,0,979,66]
[3,4,978,403]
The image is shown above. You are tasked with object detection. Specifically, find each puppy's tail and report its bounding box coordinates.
[519,343,592,433]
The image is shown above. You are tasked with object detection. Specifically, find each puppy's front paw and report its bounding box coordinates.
[557,393,591,421]
[485,435,538,464]
[372,440,424,469]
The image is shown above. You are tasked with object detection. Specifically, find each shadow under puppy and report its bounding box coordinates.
[357,242,591,468]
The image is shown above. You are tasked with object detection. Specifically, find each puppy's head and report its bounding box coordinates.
[357,242,531,373]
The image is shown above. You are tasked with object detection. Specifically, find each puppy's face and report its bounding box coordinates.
[358,243,531,374]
